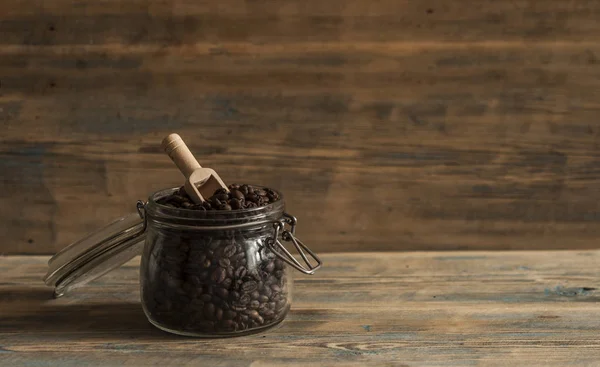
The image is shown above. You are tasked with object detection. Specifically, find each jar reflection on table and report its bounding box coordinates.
[140,187,292,337]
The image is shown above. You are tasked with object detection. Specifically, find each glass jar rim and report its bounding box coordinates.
[145,186,286,228]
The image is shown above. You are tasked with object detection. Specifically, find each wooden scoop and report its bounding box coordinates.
[161,133,228,204]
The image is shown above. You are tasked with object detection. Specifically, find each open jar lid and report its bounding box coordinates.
[43,202,147,297]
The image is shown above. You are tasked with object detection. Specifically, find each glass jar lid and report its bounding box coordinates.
[43,201,147,297]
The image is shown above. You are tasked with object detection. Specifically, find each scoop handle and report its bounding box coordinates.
[161,133,201,178]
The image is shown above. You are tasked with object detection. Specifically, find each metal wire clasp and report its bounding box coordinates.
[266,213,322,275]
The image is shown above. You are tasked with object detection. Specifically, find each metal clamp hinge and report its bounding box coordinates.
[267,213,322,275]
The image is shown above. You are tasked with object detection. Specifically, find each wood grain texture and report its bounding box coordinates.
[2,1,600,253]
[2,252,600,366]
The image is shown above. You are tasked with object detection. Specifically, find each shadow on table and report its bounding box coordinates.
[0,286,171,340]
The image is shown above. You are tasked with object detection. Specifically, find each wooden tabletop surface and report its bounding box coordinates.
[2,251,600,366]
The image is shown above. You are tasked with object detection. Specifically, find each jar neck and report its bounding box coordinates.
[145,187,285,230]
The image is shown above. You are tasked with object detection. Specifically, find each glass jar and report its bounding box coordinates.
[44,185,321,338]
[142,187,294,336]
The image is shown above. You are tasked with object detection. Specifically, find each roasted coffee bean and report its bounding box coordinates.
[240,185,251,195]
[261,309,274,318]
[249,300,260,309]
[264,260,275,272]
[215,308,224,321]
[229,199,242,209]
[212,267,227,284]
[220,320,236,330]
[235,266,247,279]
[250,290,260,300]
[231,189,244,200]
[218,258,231,267]
[232,303,247,312]
[270,284,281,293]
[224,310,237,320]
[242,281,258,293]
[201,294,212,302]
[258,295,270,303]
[216,287,229,299]
[276,299,287,311]
[262,286,272,297]
[216,193,229,201]
[223,244,237,258]
[275,259,285,270]
[246,193,258,203]
[239,293,251,305]
[204,303,215,318]
[232,252,245,262]
[222,278,232,288]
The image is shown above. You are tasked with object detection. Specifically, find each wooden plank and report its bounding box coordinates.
[2,0,600,253]
[2,252,600,366]
[1,0,600,44]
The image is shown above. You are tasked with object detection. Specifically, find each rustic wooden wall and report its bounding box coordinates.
[2,0,600,254]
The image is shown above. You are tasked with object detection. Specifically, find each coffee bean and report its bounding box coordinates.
[262,286,272,297]
[220,320,236,330]
[223,244,237,258]
[212,267,226,284]
[201,294,212,302]
[215,308,224,321]
[240,293,251,305]
[230,199,242,209]
[214,188,228,195]
[216,287,229,299]
[250,291,260,300]
[240,185,251,195]
[224,310,237,320]
[204,303,215,318]
[258,295,269,303]
[270,284,281,293]
[261,309,274,318]
[275,259,285,270]
[264,261,275,272]
[235,266,247,279]
[249,300,260,309]
[231,190,244,200]
[276,299,287,311]
[242,281,258,293]
[222,278,232,288]
[232,303,247,312]
[219,258,231,267]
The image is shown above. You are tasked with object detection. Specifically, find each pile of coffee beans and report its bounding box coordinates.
[157,184,281,211]
[141,184,290,336]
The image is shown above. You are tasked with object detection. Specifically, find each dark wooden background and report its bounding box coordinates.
[2,0,600,254]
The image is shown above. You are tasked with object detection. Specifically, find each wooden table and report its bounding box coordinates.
[2,252,600,366]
